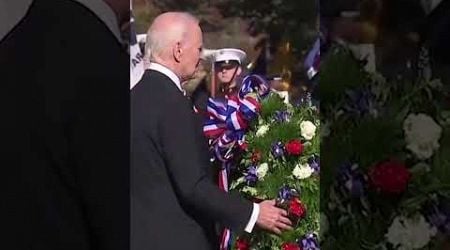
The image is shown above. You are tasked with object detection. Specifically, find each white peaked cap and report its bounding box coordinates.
[201,48,219,60]
[213,48,247,64]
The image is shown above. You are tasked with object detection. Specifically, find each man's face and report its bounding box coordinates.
[215,61,241,84]
[180,24,203,81]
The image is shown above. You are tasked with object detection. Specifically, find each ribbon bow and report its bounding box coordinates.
[203,74,269,250]
[203,74,270,163]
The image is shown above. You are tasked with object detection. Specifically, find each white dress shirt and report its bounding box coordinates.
[148,63,183,92]
[148,62,260,233]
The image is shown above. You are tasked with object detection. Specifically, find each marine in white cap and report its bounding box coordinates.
[187,48,247,113]
[211,48,247,97]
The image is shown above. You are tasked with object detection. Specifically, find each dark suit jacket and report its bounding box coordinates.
[0,0,129,249]
[191,79,210,114]
[131,70,253,250]
[424,0,450,66]
[421,0,450,85]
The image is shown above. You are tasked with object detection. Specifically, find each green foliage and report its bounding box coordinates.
[259,94,287,121]
[230,94,320,249]
[319,45,369,108]
[432,128,450,184]
[321,44,450,249]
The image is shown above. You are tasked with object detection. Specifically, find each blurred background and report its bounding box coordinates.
[321,0,449,84]
[132,0,319,104]
[132,0,450,108]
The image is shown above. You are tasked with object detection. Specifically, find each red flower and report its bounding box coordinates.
[239,142,248,151]
[285,139,304,156]
[281,242,301,250]
[236,238,250,250]
[289,198,306,219]
[369,159,411,194]
[251,150,262,163]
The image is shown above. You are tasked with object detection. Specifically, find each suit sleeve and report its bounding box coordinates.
[159,99,253,233]
[65,25,129,250]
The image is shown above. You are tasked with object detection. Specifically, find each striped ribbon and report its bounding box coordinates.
[203,74,269,250]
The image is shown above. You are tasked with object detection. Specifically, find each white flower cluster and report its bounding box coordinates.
[292,163,314,179]
[242,186,258,196]
[256,124,270,137]
[256,163,269,180]
[403,113,442,160]
[385,214,437,250]
[300,121,317,140]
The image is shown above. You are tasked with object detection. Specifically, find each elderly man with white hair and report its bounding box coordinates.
[131,12,292,250]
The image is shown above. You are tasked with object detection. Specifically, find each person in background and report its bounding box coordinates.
[190,48,247,114]
[213,48,247,97]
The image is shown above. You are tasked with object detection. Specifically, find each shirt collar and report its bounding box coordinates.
[148,63,184,93]
[73,0,122,43]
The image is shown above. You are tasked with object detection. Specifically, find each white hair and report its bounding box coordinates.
[144,12,198,63]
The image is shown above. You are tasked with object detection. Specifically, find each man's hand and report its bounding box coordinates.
[256,200,293,235]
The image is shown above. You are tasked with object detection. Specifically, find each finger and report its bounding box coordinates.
[271,227,282,235]
[276,221,294,231]
[278,216,293,226]
[272,208,287,218]
[277,208,288,217]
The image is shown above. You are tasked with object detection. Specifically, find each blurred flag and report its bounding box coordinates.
[130,5,144,89]
[304,37,320,80]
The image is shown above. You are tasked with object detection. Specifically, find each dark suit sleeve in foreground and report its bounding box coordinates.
[159,98,253,233]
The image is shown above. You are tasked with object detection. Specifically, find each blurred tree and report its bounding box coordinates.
[133,0,319,94]
[216,0,318,61]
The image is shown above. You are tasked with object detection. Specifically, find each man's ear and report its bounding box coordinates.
[173,42,182,62]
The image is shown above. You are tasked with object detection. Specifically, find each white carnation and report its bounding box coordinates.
[300,121,317,140]
[257,163,269,180]
[292,163,313,179]
[385,214,437,250]
[403,113,442,160]
[256,124,270,137]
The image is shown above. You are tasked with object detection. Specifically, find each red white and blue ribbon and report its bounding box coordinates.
[203,74,269,250]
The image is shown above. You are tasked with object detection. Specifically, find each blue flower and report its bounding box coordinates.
[298,232,320,250]
[274,110,291,123]
[244,166,258,186]
[336,163,367,198]
[277,186,300,201]
[271,141,285,158]
[424,197,450,235]
[308,155,320,173]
